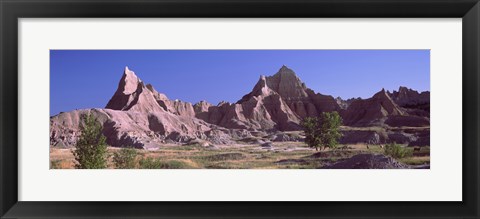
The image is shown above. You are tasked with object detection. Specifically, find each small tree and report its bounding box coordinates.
[73,113,108,169]
[384,142,412,158]
[113,147,137,169]
[318,111,343,150]
[301,112,343,151]
[301,117,322,151]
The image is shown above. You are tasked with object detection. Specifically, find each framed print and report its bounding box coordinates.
[1,0,479,218]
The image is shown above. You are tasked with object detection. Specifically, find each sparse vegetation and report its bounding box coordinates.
[384,142,412,159]
[73,113,109,169]
[50,160,61,169]
[138,157,190,169]
[399,156,430,165]
[51,141,429,169]
[112,147,137,169]
[202,153,246,161]
[302,112,343,151]
[138,157,164,169]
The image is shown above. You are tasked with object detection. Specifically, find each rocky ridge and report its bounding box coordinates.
[50,66,430,149]
[51,67,242,148]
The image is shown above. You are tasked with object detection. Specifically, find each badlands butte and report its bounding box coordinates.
[50,65,429,152]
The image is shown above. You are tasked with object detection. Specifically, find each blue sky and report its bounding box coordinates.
[50,50,430,116]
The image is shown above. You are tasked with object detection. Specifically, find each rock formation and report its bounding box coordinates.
[342,89,404,126]
[50,65,431,148]
[336,97,360,110]
[194,66,340,131]
[388,86,430,107]
[342,89,429,127]
[388,86,430,117]
[50,67,232,149]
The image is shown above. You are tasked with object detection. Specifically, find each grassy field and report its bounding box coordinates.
[50,142,430,169]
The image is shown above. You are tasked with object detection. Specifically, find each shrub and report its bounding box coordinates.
[301,112,343,151]
[138,157,188,169]
[73,113,108,169]
[318,111,343,150]
[160,160,189,169]
[301,117,322,151]
[138,157,163,169]
[112,147,137,169]
[203,153,246,161]
[50,160,61,169]
[384,142,412,159]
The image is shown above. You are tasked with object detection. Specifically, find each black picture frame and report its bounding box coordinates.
[1,0,479,218]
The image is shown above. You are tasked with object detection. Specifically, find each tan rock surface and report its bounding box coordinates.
[51,67,234,148]
[196,66,340,131]
[51,65,430,148]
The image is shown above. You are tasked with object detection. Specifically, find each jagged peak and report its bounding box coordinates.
[217,101,231,107]
[236,75,275,104]
[106,67,158,111]
[389,86,431,99]
[275,65,296,77]
[263,66,308,99]
[255,75,269,90]
[394,86,427,94]
[195,100,211,105]
[373,88,391,99]
[123,66,138,79]
[117,66,141,95]
[396,86,419,95]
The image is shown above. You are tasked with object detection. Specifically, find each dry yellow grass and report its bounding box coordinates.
[399,156,431,165]
[50,142,429,169]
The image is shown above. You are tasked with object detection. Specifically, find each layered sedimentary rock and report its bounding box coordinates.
[50,67,231,148]
[342,89,404,126]
[336,97,360,110]
[50,65,431,148]
[388,86,430,117]
[388,86,430,107]
[146,84,196,117]
[194,66,340,131]
[342,89,429,127]
[261,66,340,118]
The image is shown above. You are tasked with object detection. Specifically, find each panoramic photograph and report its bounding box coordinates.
[50,50,430,169]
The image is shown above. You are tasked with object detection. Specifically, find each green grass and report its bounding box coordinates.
[201,153,247,161]
[138,157,191,169]
[173,144,204,151]
[384,143,412,158]
[112,148,137,169]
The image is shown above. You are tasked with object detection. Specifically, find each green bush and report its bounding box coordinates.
[50,160,61,169]
[301,111,343,151]
[73,113,109,169]
[112,147,137,169]
[301,117,322,150]
[138,157,188,169]
[384,142,412,159]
